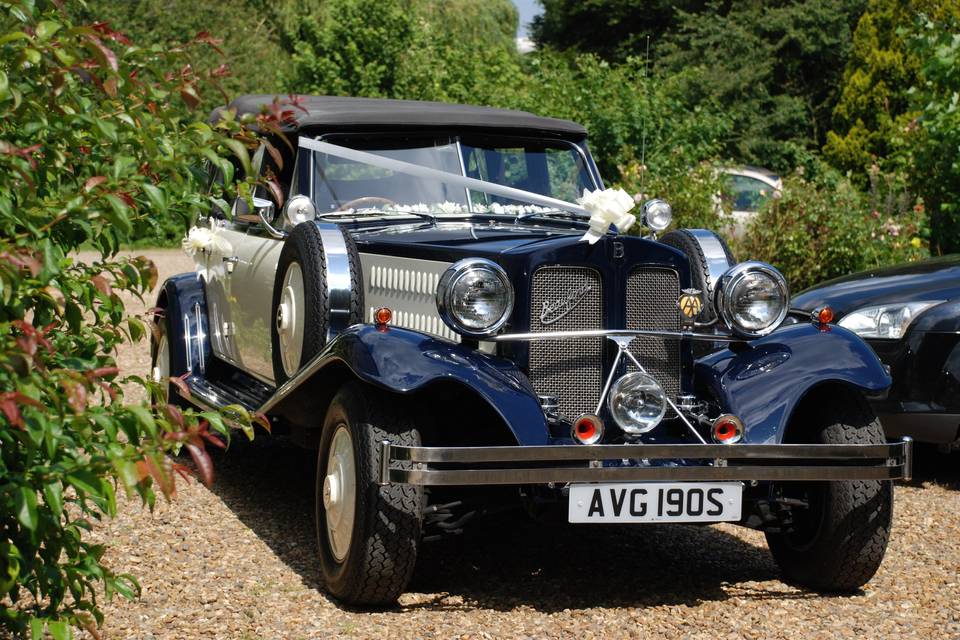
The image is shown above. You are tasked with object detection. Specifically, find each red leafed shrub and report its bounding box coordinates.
[0,2,274,636]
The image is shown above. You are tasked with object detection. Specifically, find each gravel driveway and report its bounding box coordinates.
[91,249,959,640]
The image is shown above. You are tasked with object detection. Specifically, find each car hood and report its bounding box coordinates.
[792,254,960,316]
[349,219,585,261]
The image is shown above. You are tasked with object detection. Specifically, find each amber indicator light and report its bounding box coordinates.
[374,307,393,326]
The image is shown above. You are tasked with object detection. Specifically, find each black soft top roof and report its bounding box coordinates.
[211,94,588,138]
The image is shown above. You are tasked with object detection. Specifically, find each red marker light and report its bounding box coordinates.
[712,415,744,444]
[374,307,392,326]
[572,414,604,445]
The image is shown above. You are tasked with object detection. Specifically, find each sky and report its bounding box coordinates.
[512,0,542,37]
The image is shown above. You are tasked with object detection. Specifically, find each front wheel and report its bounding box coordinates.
[316,381,423,605]
[766,396,893,592]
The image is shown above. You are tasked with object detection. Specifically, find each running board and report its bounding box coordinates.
[178,361,274,417]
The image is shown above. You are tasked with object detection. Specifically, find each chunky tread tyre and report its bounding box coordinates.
[270,222,363,385]
[317,381,423,606]
[766,396,893,592]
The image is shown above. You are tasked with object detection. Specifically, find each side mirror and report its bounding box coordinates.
[282,194,317,228]
[252,196,286,239]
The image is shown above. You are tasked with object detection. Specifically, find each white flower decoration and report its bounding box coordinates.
[577,187,637,244]
[182,225,232,257]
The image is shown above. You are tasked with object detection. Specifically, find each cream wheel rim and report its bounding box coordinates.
[152,333,170,402]
[277,261,306,377]
[323,425,356,562]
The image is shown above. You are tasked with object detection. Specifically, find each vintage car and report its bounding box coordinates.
[152,95,911,606]
[793,255,960,450]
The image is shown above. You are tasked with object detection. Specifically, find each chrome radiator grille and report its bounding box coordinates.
[528,267,603,421]
[626,268,682,399]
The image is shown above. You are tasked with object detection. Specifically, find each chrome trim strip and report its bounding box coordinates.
[492,328,742,342]
[183,312,192,373]
[314,222,354,342]
[194,302,206,374]
[380,439,912,486]
[386,465,903,485]
[393,442,904,463]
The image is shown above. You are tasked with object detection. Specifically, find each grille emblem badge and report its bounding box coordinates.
[679,288,703,321]
[540,283,593,325]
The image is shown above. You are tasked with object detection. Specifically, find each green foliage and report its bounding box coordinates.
[76,0,290,99]
[660,0,866,172]
[284,0,524,103]
[738,165,928,291]
[511,53,731,180]
[906,16,960,253]
[0,2,266,636]
[530,0,708,62]
[824,0,920,174]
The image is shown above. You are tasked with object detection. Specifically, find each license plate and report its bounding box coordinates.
[568,482,742,523]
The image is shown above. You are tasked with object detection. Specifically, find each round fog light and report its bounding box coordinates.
[607,372,667,434]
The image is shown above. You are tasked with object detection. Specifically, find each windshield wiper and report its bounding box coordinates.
[319,209,438,223]
[515,209,588,222]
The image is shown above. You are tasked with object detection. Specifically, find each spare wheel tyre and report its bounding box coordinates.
[271,221,363,384]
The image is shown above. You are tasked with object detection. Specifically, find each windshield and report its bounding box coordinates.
[309,134,595,216]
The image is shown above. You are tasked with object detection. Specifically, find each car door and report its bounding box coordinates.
[206,145,287,384]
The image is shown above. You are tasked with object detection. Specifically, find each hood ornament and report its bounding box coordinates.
[540,283,593,325]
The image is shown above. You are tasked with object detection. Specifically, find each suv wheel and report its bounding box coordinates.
[316,381,423,605]
[766,396,893,592]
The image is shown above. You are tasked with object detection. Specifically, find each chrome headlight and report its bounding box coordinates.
[606,372,667,434]
[716,261,789,338]
[642,199,673,232]
[436,258,514,337]
[838,301,943,339]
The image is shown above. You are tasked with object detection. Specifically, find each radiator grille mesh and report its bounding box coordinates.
[626,268,682,399]
[528,267,603,421]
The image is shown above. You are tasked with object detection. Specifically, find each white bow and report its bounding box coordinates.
[577,188,637,244]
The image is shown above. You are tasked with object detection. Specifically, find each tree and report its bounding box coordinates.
[0,2,264,635]
[76,0,290,98]
[660,0,866,171]
[906,15,960,253]
[824,0,960,176]
[283,0,524,103]
[530,0,708,61]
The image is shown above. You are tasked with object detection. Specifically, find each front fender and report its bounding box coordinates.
[695,323,891,443]
[157,273,210,377]
[268,325,549,445]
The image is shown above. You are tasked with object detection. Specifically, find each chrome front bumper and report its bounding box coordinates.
[379,438,913,486]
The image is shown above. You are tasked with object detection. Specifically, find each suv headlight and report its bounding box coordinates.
[837,301,943,339]
[716,261,789,338]
[436,258,514,337]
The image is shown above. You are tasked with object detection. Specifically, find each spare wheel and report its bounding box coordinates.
[271,221,363,384]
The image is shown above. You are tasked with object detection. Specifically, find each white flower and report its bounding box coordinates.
[438,201,462,214]
[182,226,232,257]
[576,187,637,244]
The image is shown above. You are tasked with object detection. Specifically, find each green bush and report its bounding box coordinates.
[904,16,960,254]
[738,164,928,291]
[0,2,265,636]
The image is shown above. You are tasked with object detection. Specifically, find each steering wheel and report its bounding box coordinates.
[334,196,398,212]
